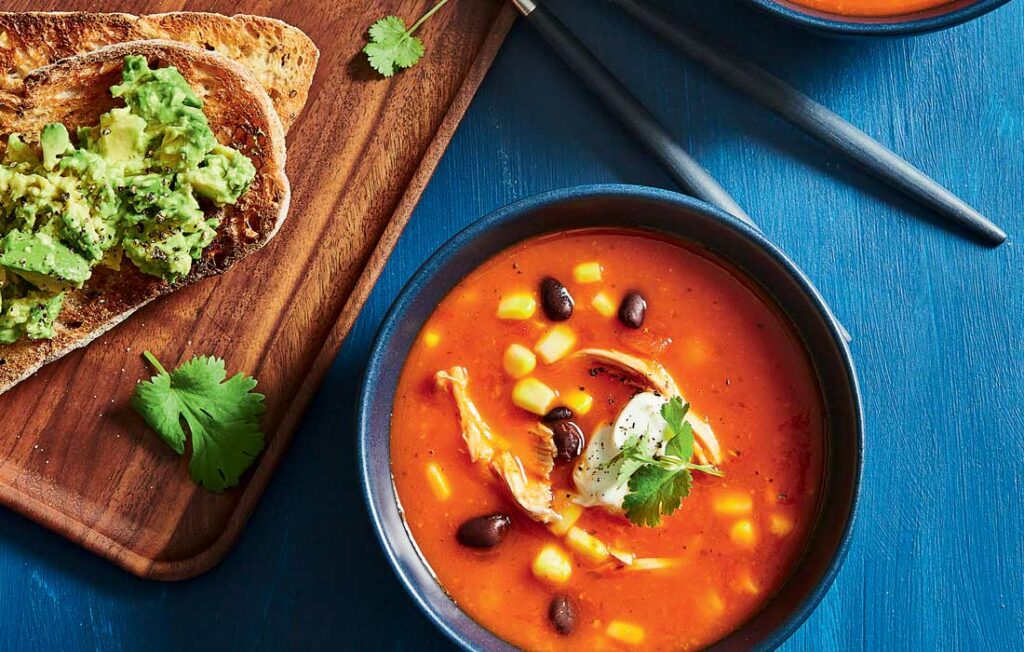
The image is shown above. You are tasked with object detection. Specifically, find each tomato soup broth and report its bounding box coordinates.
[390,229,824,650]
[782,0,954,17]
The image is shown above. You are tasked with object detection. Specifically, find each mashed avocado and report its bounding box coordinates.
[0,56,256,344]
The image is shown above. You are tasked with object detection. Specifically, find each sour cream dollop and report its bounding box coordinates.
[572,392,673,512]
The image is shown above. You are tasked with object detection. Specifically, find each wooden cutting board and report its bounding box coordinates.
[0,0,515,580]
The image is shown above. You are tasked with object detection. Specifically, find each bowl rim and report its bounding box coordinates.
[358,184,864,652]
[744,0,1012,35]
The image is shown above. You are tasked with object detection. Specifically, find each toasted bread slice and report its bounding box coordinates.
[0,12,318,132]
[0,40,290,394]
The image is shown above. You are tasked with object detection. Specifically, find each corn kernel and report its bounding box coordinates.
[563,389,594,416]
[422,330,441,348]
[497,293,537,320]
[565,526,609,564]
[532,545,573,584]
[425,462,451,501]
[512,377,557,415]
[606,621,645,645]
[573,261,603,283]
[713,491,753,516]
[705,590,725,615]
[770,513,795,537]
[734,571,761,595]
[535,324,576,364]
[591,291,616,318]
[503,343,537,378]
[548,501,584,537]
[730,519,757,547]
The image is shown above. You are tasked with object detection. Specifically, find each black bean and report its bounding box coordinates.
[542,406,573,423]
[540,276,574,321]
[618,291,647,329]
[456,513,512,549]
[548,595,577,635]
[551,421,584,463]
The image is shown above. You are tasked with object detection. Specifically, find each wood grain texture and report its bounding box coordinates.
[0,0,513,580]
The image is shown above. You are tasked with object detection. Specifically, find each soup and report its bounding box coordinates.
[390,229,824,650]
[782,0,955,17]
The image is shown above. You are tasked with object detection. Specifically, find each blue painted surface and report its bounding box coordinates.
[1,0,1021,649]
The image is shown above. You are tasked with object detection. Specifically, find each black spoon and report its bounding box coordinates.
[510,0,754,227]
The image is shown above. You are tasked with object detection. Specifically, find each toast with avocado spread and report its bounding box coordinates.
[0,12,318,133]
[0,39,291,394]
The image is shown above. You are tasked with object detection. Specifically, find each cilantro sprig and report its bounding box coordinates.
[363,0,451,78]
[132,351,266,492]
[613,397,723,527]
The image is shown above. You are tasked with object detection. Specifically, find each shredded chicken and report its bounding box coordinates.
[688,419,722,467]
[627,558,678,571]
[611,549,636,565]
[572,348,723,465]
[490,452,559,523]
[575,348,680,396]
[435,367,495,463]
[528,424,556,478]
[435,366,558,523]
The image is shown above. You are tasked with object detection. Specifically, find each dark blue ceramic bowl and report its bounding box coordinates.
[358,185,863,651]
[745,0,1011,36]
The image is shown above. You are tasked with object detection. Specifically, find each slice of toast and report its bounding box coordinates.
[0,39,290,394]
[0,12,318,132]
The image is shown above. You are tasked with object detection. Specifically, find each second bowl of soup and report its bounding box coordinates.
[746,0,1011,35]
[359,185,862,651]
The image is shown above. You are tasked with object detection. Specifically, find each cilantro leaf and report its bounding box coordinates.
[661,397,694,460]
[622,465,693,527]
[601,431,639,471]
[661,396,687,438]
[618,396,723,526]
[364,17,425,78]
[665,420,694,461]
[363,0,450,78]
[615,455,647,489]
[132,352,266,492]
[600,431,650,489]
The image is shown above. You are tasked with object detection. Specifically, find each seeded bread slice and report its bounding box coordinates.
[0,40,290,394]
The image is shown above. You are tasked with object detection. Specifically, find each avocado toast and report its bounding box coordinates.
[0,12,317,132]
[0,25,311,394]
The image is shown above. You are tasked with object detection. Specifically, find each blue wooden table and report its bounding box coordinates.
[3,0,1022,649]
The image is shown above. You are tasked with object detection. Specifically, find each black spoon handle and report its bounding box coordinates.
[611,0,1008,247]
[512,0,755,227]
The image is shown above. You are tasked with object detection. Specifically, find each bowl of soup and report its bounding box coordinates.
[745,0,1011,35]
[359,185,862,650]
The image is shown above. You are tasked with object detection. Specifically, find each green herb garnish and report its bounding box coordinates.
[616,397,723,527]
[132,351,266,492]
[363,0,451,78]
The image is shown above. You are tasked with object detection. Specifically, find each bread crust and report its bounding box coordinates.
[0,11,318,131]
[0,39,290,394]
